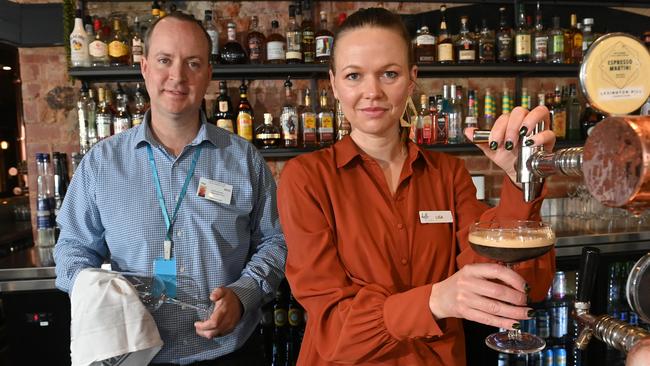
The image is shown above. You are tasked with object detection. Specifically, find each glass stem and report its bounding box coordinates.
[505,262,523,342]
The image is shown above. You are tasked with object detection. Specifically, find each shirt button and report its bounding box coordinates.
[179,266,185,273]
[397,223,404,230]
[183,340,188,345]
[401,258,408,265]
[177,229,183,237]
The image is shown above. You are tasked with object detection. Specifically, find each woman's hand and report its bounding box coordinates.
[464,106,556,185]
[626,338,650,366]
[429,263,532,330]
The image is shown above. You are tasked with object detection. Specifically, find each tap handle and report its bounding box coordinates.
[577,246,601,303]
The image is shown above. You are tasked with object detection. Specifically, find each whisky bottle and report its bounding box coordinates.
[496,7,513,63]
[514,3,532,62]
[565,14,583,64]
[465,90,479,132]
[108,18,129,66]
[436,5,454,64]
[478,19,496,63]
[70,9,90,67]
[96,87,113,140]
[89,18,109,67]
[204,10,220,65]
[549,17,565,64]
[417,94,432,145]
[280,78,299,147]
[286,5,303,63]
[247,16,266,64]
[483,88,496,129]
[317,89,335,146]
[215,81,235,133]
[300,89,318,147]
[315,11,334,64]
[532,2,548,63]
[113,84,131,134]
[550,86,567,139]
[131,17,144,67]
[255,113,281,149]
[335,100,351,140]
[456,16,476,63]
[220,22,247,64]
[301,0,315,64]
[426,96,437,145]
[266,20,286,64]
[415,26,436,64]
[132,84,146,127]
[434,94,449,144]
[236,81,254,141]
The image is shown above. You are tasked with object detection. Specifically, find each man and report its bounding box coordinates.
[54,12,286,365]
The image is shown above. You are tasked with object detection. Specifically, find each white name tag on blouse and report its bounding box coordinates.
[419,211,453,224]
[197,177,233,205]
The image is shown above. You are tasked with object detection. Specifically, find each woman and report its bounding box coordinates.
[277,8,555,365]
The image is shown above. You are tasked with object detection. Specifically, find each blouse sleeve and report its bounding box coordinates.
[278,159,443,364]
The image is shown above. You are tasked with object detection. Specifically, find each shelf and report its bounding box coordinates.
[259,139,585,158]
[69,63,580,82]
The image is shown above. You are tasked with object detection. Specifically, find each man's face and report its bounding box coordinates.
[141,18,212,120]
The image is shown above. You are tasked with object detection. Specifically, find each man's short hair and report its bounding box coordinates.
[143,11,212,59]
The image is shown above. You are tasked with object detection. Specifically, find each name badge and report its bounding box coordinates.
[419,210,453,224]
[197,177,233,205]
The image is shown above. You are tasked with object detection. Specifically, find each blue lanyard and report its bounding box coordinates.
[147,143,202,257]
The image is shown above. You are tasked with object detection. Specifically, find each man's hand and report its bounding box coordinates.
[194,287,244,339]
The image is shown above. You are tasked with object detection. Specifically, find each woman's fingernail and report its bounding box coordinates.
[505,141,514,150]
[489,141,498,150]
[527,309,535,318]
[512,322,520,330]
[519,126,528,136]
[525,139,535,147]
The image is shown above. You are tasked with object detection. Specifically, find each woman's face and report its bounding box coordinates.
[330,26,417,139]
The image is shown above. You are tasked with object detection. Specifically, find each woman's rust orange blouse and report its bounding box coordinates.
[277,136,555,365]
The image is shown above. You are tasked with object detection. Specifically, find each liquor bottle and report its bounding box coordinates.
[84,15,94,38]
[434,94,449,144]
[271,287,288,366]
[501,87,512,115]
[533,2,548,63]
[89,18,109,67]
[70,9,90,67]
[446,85,463,144]
[280,78,299,147]
[416,94,431,145]
[215,81,235,133]
[131,17,144,67]
[236,81,254,141]
[566,84,582,140]
[144,0,162,33]
[565,14,583,64]
[317,89,335,146]
[315,11,334,64]
[414,26,436,64]
[246,16,266,64]
[113,85,131,134]
[514,3,532,63]
[77,84,90,154]
[220,22,247,64]
[521,87,531,110]
[436,5,454,64]
[421,95,433,145]
[204,10,220,65]
[301,0,315,64]
[301,89,318,147]
[550,86,566,139]
[254,113,281,149]
[478,19,496,63]
[335,100,351,140]
[549,17,565,64]
[483,88,496,129]
[266,20,286,64]
[52,152,69,229]
[550,271,569,346]
[96,87,113,140]
[36,153,55,249]
[108,18,129,66]
[287,293,304,366]
[456,16,476,63]
[582,18,595,54]
[465,90,479,132]
[581,104,605,139]
[496,7,513,63]
[132,84,146,127]
[286,5,303,63]
[86,88,98,148]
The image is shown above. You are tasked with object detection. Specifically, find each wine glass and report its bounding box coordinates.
[468,220,556,354]
[121,272,214,321]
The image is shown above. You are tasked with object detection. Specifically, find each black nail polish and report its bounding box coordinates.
[525,139,535,147]
[489,141,498,150]
[512,322,520,330]
[505,141,513,150]
[527,309,535,318]
[519,126,528,136]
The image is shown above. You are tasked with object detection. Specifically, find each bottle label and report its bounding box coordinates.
[70,34,89,65]
[132,40,143,63]
[497,34,512,60]
[437,43,454,61]
[255,133,281,140]
[552,35,564,53]
[281,110,299,142]
[237,112,253,141]
[207,29,219,56]
[267,41,285,61]
[286,31,302,60]
[315,36,333,58]
[502,95,512,114]
[78,109,88,147]
[303,114,316,130]
[515,34,531,56]
[108,41,128,58]
[218,101,229,113]
[534,36,548,61]
[459,49,476,61]
[132,113,144,126]
[479,42,495,61]
[97,115,112,139]
[303,30,315,63]
[464,116,478,128]
[36,198,52,229]
[320,115,333,129]
[89,40,108,58]
[248,38,263,61]
[422,116,432,140]
[484,95,496,118]
[416,34,436,46]
[216,119,234,133]
[436,115,448,143]
[552,110,567,138]
[114,117,130,133]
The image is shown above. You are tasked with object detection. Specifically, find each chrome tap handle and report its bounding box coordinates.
[517,122,544,202]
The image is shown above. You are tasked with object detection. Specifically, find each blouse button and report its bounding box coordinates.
[401,258,408,265]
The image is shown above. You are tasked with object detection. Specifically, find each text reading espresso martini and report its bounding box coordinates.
[468,228,555,263]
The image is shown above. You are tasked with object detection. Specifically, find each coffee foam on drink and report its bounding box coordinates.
[468,230,555,248]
